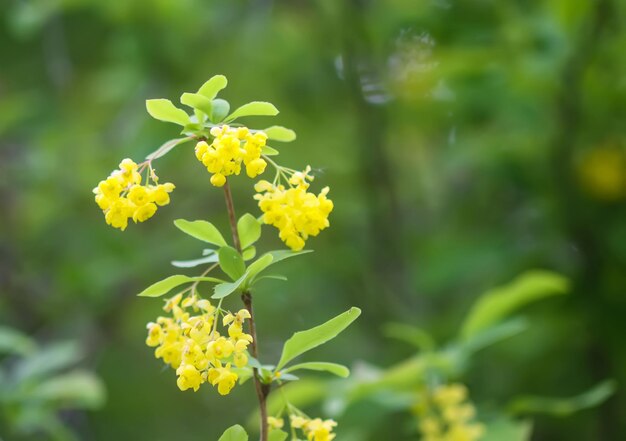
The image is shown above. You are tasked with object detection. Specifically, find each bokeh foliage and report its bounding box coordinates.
[1,0,626,439]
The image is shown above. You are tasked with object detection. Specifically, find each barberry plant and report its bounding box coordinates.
[93,75,360,441]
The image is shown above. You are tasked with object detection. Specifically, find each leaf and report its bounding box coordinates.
[180,92,213,116]
[252,274,288,284]
[508,380,617,417]
[264,126,296,142]
[138,275,224,297]
[218,424,248,441]
[15,342,83,382]
[0,326,36,356]
[145,137,192,160]
[282,362,350,378]
[174,219,227,247]
[268,249,313,263]
[382,323,435,352]
[171,252,218,268]
[276,307,361,370]
[454,317,528,355]
[212,273,248,299]
[226,101,279,122]
[481,417,533,441]
[244,253,274,284]
[29,371,106,409]
[242,246,256,261]
[261,145,279,156]
[461,270,569,339]
[210,99,230,123]
[268,430,288,441]
[198,75,228,100]
[237,214,261,249]
[219,246,246,281]
[145,99,190,126]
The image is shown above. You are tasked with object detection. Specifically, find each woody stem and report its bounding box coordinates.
[222,180,269,441]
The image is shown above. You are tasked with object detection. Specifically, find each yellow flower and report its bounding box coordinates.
[208,361,238,395]
[104,198,134,231]
[305,418,337,441]
[176,364,203,392]
[254,169,333,250]
[267,417,284,430]
[290,416,309,429]
[195,126,268,186]
[145,323,162,347]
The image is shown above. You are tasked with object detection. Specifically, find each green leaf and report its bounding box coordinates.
[0,326,36,356]
[180,92,213,116]
[461,270,569,339]
[508,380,617,417]
[146,99,190,126]
[219,246,246,281]
[454,317,528,355]
[244,253,274,284]
[138,275,224,297]
[218,424,248,441]
[268,430,288,441]
[210,99,230,123]
[174,219,227,247]
[481,417,533,441]
[237,214,261,249]
[226,101,279,122]
[198,75,228,100]
[276,307,361,370]
[268,249,313,263]
[261,145,279,156]
[145,137,192,160]
[264,126,296,142]
[253,274,288,284]
[281,362,350,378]
[29,371,106,409]
[15,342,83,382]
[171,251,218,268]
[212,273,248,299]
[242,246,257,261]
[382,323,436,352]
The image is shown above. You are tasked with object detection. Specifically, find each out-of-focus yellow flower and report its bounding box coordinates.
[254,166,333,251]
[93,158,175,230]
[577,145,626,200]
[267,416,284,430]
[289,415,337,441]
[195,126,268,186]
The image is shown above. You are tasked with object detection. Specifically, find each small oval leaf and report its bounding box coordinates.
[264,126,296,142]
[219,246,246,281]
[174,219,227,247]
[226,101,279,122]
[210,99,231,123]
[237,213,261,249]
[146,99,190,126]
[281,362,350,378]
[198,75,228,100]
[218,424,248,441]
[180,92,213,116]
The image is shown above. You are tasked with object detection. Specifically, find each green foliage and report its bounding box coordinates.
[218,246,246,280]
[461,271,570,339]
[281,362,350,378]
[481,418,533,441]
[174,219,228,247]
[180,93,214,118]
[237,214,261,249]
[198,75,228,100]
[218,425,248,441]
[276,307,362,370]
[145,99,190,126]
[268,430,288,441]
[137,275,224,297]
[225,101,279,122]
[0,327,36,356]
[264,126,297,142]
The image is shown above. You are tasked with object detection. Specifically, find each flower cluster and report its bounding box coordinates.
[414,383,485,441]
[254,167,334,251]
[145,293,253,395]
[93,159,175,231]
[267,416,337,441]
[195,126,268,187]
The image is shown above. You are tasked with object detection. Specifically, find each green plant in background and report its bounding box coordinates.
[265,271,616,440]
[0,327,105,441]
[92,75,360,441]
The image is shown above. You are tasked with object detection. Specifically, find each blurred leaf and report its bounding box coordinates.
[210,99,231,123]
[226,101,279,122]
[244,254,275,285]
[242,246,257,261]
[15,342,82,382]
[508,380,617,417]
[212,273,248,300]
[180,93,213,117]
[261,145,280,156]
[137,275,224,297]
[237,214,261,249]
[382,323,435,351]
[171,251,218,268]
[145,99,189,126]
[252,274,288,284]
[0,326,36,356]
[218,424,248,441]
[198,75,228,100]
[276,307,361,370]
[29,371,105,409]
[145,137,192,160]
[482,417,533,441]
[174,219,228,247]
[219,246,246,281]
[454,317,529,355]
[282,362,350,378]
[461,271,569,339]
[268,429,288,441]
[264,126,296,142]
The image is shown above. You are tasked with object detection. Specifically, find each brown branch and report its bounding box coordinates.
[222,180,269,441]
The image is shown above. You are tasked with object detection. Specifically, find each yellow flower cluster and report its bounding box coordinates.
[195,126,268,187]
[267,416,336,441]
[145,293,253,395]
[254,167,334,251]
[414,384,485,441]
[93,158,175,231]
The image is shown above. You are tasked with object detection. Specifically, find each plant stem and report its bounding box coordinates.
[222,180,269,441]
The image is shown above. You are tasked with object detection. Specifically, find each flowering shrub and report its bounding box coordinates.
[94,75,359,441]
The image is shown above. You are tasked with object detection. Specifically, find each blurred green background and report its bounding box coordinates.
[1,0,626,440]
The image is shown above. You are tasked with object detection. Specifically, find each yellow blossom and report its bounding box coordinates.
[176,364,203,392]
[267,417,284,430]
